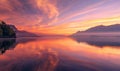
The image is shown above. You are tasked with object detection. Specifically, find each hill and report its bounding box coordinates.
[9,25,38,37]
[0,21,38,37]
[85,24,120,32]
[72,24,120,36]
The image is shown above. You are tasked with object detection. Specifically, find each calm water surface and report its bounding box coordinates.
[0,36,120,71]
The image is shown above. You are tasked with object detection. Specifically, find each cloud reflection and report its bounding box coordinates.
[0,37,120,71]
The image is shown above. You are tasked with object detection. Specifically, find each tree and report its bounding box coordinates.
[0,21,16,38]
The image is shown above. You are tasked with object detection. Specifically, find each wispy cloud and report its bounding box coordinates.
[0,0,120,35]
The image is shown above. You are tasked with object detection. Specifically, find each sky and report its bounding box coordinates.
[0,0,120,35]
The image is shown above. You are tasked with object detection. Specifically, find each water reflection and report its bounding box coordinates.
[72,36,120,47]
[0,37,37,55]
[0,39,16,54]
[0,37,120,71]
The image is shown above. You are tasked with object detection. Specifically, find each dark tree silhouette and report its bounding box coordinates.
[0,21,16,38]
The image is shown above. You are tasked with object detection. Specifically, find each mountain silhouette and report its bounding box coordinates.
[71,24,120,46]
[0,21,38,38]
[72,24,120,36]
[9,25,38,37]
[85,24,120,32]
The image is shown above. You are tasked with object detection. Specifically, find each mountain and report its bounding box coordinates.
[16,30,38,37]
[0,21,38,37]
[72,24,120,36]
[9,25,38,37]
[85,24,120,32]
[0,21,16,38]
[71,24,120,47]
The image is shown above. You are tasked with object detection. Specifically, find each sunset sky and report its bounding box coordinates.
[0,0,120,35]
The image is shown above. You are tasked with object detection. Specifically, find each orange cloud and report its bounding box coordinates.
[31,16,120,35]
[35,0,59,18]
[0,0,120,35]
[0,0,59,28]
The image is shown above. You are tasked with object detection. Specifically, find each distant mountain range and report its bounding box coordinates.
[84,24,120,32]
[71,24,120,47]
[72,24,120,36]
[9,25,38,37]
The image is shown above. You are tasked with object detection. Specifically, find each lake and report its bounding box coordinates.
[0,36,120,71]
